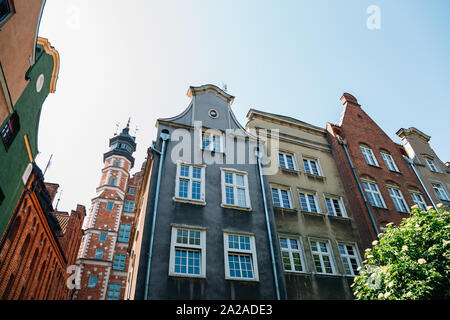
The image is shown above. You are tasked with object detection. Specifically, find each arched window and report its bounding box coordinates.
[20,234,31,257]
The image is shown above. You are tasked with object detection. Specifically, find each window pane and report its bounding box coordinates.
[278,154,286,168]
[225,186,234,205]
[192,167,201,179]
[285,155,295,170]
[280,238,288,248]
[236,188,246,207]
[225,172,233,184]
[272,189,281,207]
[280,190,290,208]
[192,181,201,200]
[235,174,245,186]
[180,165,189,177]
[307,194,317,212]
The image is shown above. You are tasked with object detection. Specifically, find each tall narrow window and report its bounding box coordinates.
[123,201,134,212]
[360,145,379,166]
[381,152,399,172]
[106,201,114,211]
[298,192,320,213]
[106,283,121,300]
[169,227,206,278]
[279,152,296,170]
[361,178,386,208]
[109,177,116,186]
[113,253,127,271]
[118,223,131,243]
[94,249,104,260]
[338,243,361,276]
[310,240,335,274]
[280,236,306,272]
[1,111,20,151]
[99,232,107,242]
[325,196,347,217]
[271,187,293,209]
[175,163,205,203]
[224,233,258,281]
[303,158,321,176]
[88,275,98,288]
[221,169,251,209]
[387,185,409,212]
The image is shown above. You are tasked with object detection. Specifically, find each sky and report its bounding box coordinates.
[36,0,450,213]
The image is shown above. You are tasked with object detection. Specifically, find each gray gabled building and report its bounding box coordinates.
[127,84,286,300]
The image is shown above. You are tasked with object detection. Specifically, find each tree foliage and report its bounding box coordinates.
[352,205,450,300]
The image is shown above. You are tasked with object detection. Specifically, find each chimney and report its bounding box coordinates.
[340,92,360,107]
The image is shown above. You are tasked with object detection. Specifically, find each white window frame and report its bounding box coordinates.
[360,145,379,167]
[174,162,206,204]
[410,191,427,210]
[309,239,337,275]
[271,186,294,209]
[220,168,251,210]
[168,226,206,278]
[302,157,323,176]
[223,232,259,281]
[337,242,361,276]
[201,130,224,153]
[431,182,449,201]
[279,235,307,273]
[381,152,399,172]
[361,179,386,208]
[387,186,409,213]
[324,195,348,217]
[425,158,439,173]
[298,191,321,213]
[123,201,134,212]
[278,151,297,171]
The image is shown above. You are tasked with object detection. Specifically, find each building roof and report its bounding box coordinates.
[54,212,70,234]
[396,127,431,142]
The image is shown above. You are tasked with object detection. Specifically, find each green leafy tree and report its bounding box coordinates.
[352,205,450,300]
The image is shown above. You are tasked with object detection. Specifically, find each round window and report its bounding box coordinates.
[36,74,45,93]
[208,109,219,119]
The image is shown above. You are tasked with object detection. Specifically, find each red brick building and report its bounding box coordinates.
[0,164,85,300]
[75,123,144,300]
[326,93,433,250]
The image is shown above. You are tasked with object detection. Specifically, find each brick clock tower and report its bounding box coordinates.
[75,122,141,300]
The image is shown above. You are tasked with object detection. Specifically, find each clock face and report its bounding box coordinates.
[36,74,45,92]
[208,109,218,119]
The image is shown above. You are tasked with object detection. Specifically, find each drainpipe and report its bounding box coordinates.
[256,149,281,300]
[336,136,379,237]
[404,156,438,211]
[144,130,170,300]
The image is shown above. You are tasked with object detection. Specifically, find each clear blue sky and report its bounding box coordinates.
[36,0,450,213]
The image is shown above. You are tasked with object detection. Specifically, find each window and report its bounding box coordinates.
[338,243,361,276]
[298,192,320,213]
[279,236,306,272]
[279,152,296,170]
[425,158,439,172]
[221,169,251,209]
[381,152,399,172]
[175,163,205,203]
[123,201,134,212]
[271,187,293,209]
[325,196,347,217]
[224,233,258,281]
[0,0,14,26]
[310,240,335,274]
[202,132,223,152]
[106,201,114,211]
[1,111,20,151]
[118,223,131,242]
[362,179,386,208]
[113,253,126,271]
[87,275,98,288]
[432,183,449,201]
[94,249,104,260]
[128,187,134,195]
[303,158,321,176]
[360,145,379,166]
[387,186,409,212]
[113,161,120,167]
[169,227,206,278]
[410,191,427,210]
[109,177,116,186]
[99,232,107,242]
[106,283,121,300]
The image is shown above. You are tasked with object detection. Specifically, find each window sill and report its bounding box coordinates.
[284,270,311,276]
[168,273,206,280]
[301,210,324,217]
[367,164,382,169]
[225,277,259,283]
[221,203,252,211]
[173,197,206,206]
[304,173,326,181]
[388,169,401,174]
[280,168,300,175]
[327,214,351,221]
[273,206,297,213]
[312,272,341,278]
